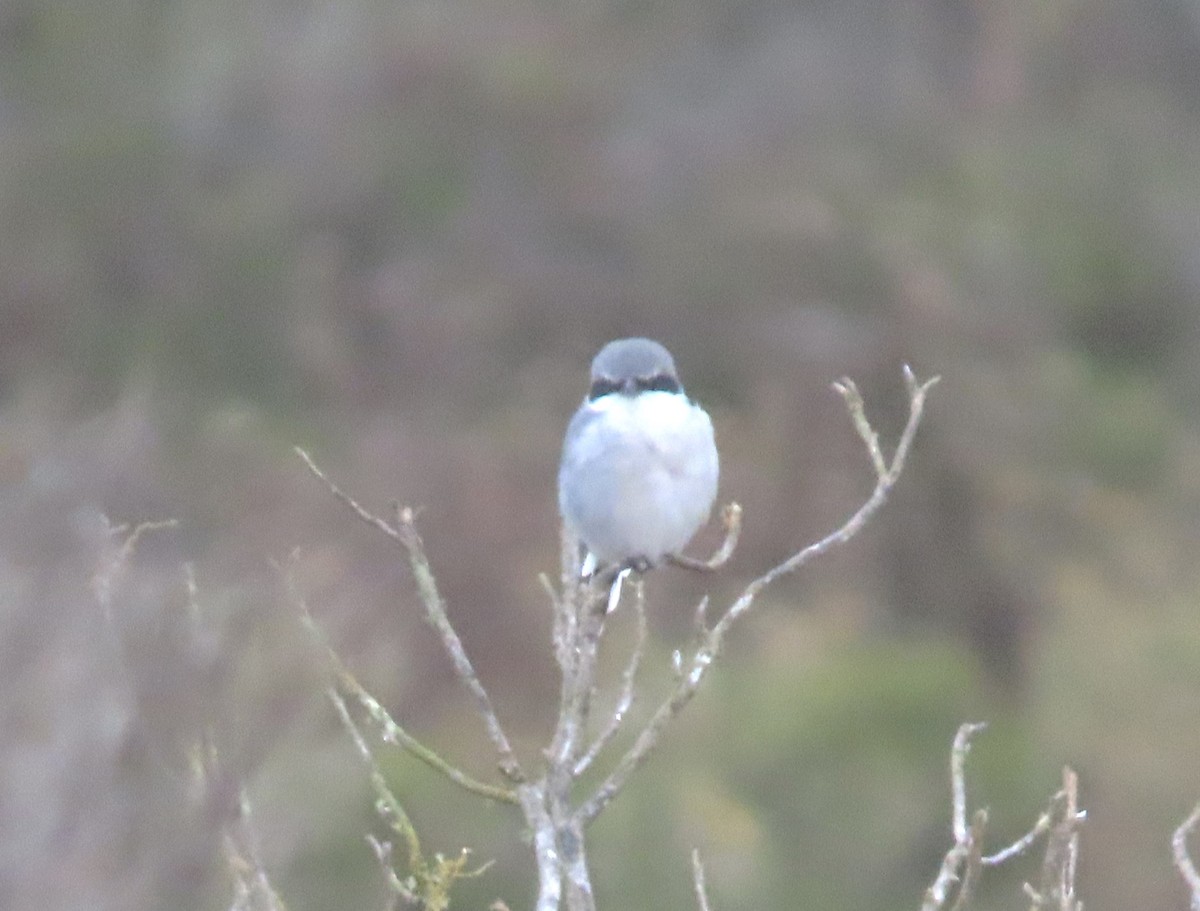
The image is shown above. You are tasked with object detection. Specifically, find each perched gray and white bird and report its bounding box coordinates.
[558,338,719,575]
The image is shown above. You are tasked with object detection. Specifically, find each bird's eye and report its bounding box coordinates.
[588,378,624,400]
[636,374,681,394]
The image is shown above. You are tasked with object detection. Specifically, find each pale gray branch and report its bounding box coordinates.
[578,368,939,826]
[951,723,987,843]
[223,788,289,911]
[666,502,743,572]
[1029,767,1084,911]
[691,849,713,911]
[366,835,416,911]
[922,722,988,911]
[280,554,519,805]
[922,725,1086,911]
[1174,802,1200,911]
[298,371,939,911]
[983,806,1057,866]
[296,447,524,782]
[328,684,424,875]
[574,582,648,777]
[519,785,563,911]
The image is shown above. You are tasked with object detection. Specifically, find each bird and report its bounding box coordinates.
[558,338,719,578]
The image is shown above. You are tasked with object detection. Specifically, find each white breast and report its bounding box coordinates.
[561,391,719,565]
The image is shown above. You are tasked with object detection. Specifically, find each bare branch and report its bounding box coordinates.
[691,596,710,638]
[330,684,498,911]
[279,555,519,805]
[394,507,525,781]
[983,804,1058,866]
[715,370,939,633]
[518,785,563,911]
[366,835,417,910]
[951,723,988,843]
[923,726,1087,911]
[364,683,520,805]
[296,448,524,783]
[948,809,987,911]
[329,684,425,877]
[579,369,938,826]
[91,517,179,620]
[922,838,968,910]
[573,582,648,777]
[562,818,596,911]
[547,584,610,778]
[922,722,987,911]
[223,787,290,911]
[691,849,713,911]
[1174,802,1200,911]
[666,502,743,572]
[1029,767,1084,911]
[831,377,888,478]
[295,448,403,539]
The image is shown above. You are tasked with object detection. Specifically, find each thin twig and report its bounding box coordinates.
[1031,767,1084,911]
[223,787,290,911]
[1061,769,1082,910]
[578,369,939,826]
[921,722,987,911]
[366,835,414,911]
[329,684,425,879]
[983,802,1058,866]
[923,840,968,910]
[296,447,524,783]
[691,595,710,638]
[548,586,609,775]
[951,723,987,843]
[1174,802,1200,911]
[395,507,525,781]
[948,809,987,911]
[331,683,499,911]
[91,518,179,619]
[171,559,286,911]
[712,370,938,639]
[279,554,519,805]
[295,448,401,539]
[691,849,713,911]
[573,581,648,777]
[923,727,1088,911]
[832,377,889,478]
[666,503,743,572]
[361,680,520,805]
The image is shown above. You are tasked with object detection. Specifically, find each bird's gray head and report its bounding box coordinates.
[587,338,682,400]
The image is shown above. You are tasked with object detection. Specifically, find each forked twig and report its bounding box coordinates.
[922,723,987,911]
[279,554,519,805]
[296,447,525,783]
[299,368,939,911]
[923,724,1086,911]
[579,368,939,825]
[1027,767,1084,911]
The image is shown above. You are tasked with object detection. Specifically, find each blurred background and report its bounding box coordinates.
[2,0,1199,909]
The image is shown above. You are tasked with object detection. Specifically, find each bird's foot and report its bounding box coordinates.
[621,555,654,574]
